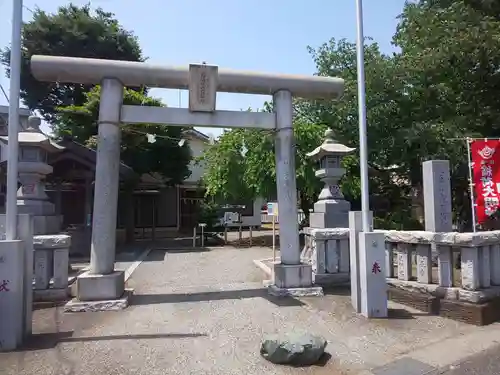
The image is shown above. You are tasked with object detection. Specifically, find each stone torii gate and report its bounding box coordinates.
[30,55,344,307]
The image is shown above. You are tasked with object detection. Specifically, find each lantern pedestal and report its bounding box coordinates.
[310,199,351,229]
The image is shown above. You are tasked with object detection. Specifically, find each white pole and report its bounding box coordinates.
[355,0,371,232]
[6,0,23,240]
[466,138,477,232]
[272,215,276,261]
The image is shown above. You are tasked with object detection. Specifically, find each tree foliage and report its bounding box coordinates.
[1,3,191,186]
[57,87,191,185]
[1,4,144,123]
[199,120,327,218]
[393,0,500,228]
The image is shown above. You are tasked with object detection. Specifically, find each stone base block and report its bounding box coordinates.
[313,272,350,285]
[273,263,313,289]
[310,199,351,229]
[388,286,439,314]
[33,288,68,302]
[64,289,133,313]
[268,284,324,297]
[77,270,125,301]
[439,298,500,326]
[387,284,500,326]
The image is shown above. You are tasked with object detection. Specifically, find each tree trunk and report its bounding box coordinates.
[299,194,313,228]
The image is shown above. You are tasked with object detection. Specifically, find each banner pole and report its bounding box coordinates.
[466,137,477,232]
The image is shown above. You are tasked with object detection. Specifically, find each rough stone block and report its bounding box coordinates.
[260,333,327,365]
[77,270,125,301]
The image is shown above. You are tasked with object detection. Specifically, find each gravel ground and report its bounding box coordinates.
[426,343,500,375]
[0,245,483,375]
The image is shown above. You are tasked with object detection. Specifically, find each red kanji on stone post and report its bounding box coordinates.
[371,262,381,274]
[0,279,10,292]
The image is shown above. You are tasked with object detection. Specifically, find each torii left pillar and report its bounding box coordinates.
[268,90,323,297]
[76,78,126,302]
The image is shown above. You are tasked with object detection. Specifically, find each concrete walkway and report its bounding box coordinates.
[2,246,500,374]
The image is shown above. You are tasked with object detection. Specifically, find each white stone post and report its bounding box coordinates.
[77,78,125,302]
[0,240,24,351]
[422,160,453,270]
[358,231,387,318]
[349,211,373,313]
[273,90,299,265]
[269,90,321,296]
[0,214,34,339]
[423,160,453,233]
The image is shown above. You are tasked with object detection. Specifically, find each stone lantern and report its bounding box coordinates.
[306,128,355,228]
[0,115,64,234]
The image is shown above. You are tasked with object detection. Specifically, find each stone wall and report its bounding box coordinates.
[301,227,500,305]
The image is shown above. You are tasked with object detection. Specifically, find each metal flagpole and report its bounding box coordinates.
[355,0,371,232]
[6,0,23,240]
[466,137,477,232]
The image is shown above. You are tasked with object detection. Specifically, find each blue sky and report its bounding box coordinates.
[0,0,407,136]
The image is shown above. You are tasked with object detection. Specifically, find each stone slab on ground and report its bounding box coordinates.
[64,289,133,312]
[2,246,500,375]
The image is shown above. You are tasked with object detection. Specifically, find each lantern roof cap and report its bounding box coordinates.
[0,115,64,152]
[306,128,355,160]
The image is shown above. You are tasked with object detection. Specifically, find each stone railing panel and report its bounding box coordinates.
[437,245,453,288]
[381,229,500,247]
[396,243,412,281]
[33,234,71,301]
[303,228,350,284]
[302,227,500,304]
[416,244,433,284]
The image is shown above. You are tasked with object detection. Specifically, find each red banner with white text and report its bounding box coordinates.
[471,139,500,224]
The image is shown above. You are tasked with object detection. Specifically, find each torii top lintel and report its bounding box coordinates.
[30,55,344,100]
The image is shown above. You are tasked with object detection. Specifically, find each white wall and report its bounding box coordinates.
[184,136,208,184]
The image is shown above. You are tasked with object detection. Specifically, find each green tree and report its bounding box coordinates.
[57,87,191,185]
[1,3,144,123]
[394,0,500,137]
[199,120,327,222]
[296,38,466,229]
[393,0,500,229]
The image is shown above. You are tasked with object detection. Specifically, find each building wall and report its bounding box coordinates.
[184,136,208,184]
